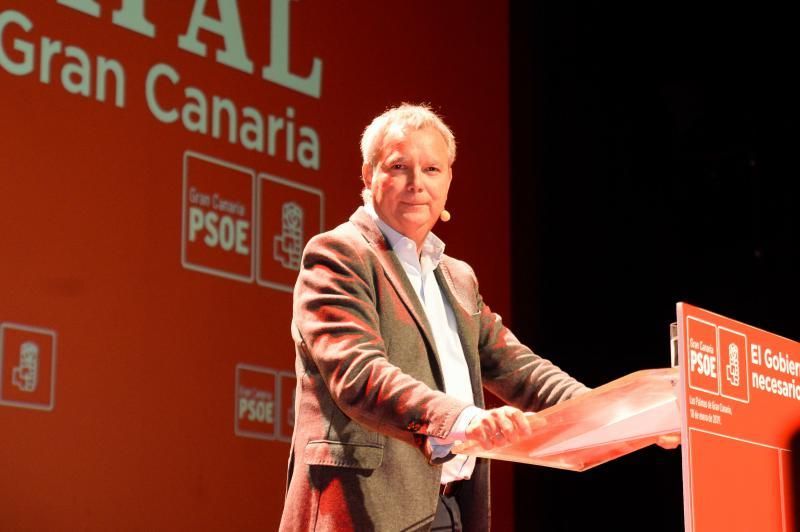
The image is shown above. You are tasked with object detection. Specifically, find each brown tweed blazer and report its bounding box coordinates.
[279,207,587,531]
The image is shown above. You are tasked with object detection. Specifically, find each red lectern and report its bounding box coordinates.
[454,303,799,532]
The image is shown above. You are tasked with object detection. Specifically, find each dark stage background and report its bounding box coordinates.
[510,1,798,530]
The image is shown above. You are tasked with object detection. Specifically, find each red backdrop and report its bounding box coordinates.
[0,1,512,529]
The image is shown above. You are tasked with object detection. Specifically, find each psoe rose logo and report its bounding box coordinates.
[256,173,324,292]
[0,322,57,411]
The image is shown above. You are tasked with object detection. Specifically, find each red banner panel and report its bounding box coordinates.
[1,1,511,529]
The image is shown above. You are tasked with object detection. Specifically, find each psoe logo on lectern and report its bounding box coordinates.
[686,317,720,395]
[0,323,57,411]
[719,326,749,403]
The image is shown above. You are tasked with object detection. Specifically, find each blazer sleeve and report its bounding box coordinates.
[293,232,470,441]
[466,266,591,411]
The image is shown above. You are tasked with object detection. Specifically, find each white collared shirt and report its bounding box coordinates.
[365,203,479,483]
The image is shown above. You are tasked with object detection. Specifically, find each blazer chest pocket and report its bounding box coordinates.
[304,440,384,470]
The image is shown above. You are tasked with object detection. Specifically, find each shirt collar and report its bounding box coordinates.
[364,202,445,272]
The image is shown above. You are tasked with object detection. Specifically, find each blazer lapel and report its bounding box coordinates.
[349,208,446,390]
[435,261,485,408]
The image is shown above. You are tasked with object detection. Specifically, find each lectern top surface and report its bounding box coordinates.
[453,367,680,471]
